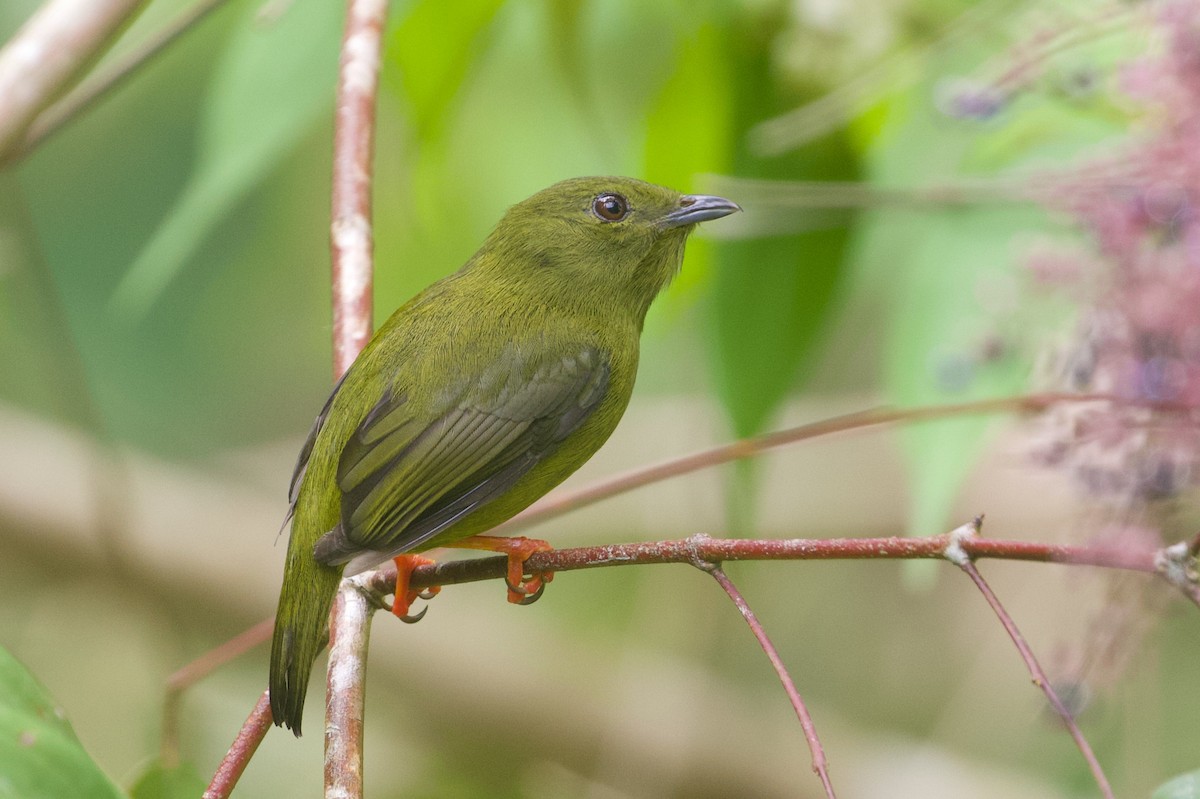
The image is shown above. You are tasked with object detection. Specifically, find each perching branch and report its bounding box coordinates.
[324,576,374,798]
[323,1,388,797]
[368,530,1165,598]
[0,0,148,162]
[204,0,388,795]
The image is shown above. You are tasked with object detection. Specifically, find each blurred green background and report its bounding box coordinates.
[2,0,1197,796]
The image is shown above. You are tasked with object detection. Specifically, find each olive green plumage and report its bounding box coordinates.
[269,176,739,734]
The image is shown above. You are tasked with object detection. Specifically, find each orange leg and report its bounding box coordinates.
[391,554,441,621]
[448,535,555,605]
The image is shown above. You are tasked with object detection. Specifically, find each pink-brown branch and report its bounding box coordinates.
[13,0,233,160]
[323,0,388,796]
[492,392,1167,536]
[203,691,272,799]
[324,578,374,797]
[0,0,148,161]
[707,565,836,798]
[948,522,1114,798]
[364,531,1163,596]
[329,0,386,378]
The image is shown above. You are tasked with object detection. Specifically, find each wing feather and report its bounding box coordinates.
[320,346,610,563]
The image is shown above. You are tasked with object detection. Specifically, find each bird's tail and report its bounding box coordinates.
[269,530,344,736]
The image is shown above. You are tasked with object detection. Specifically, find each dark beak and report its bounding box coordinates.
[662,194,742,228]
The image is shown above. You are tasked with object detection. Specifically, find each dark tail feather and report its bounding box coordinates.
[269,538,343,736]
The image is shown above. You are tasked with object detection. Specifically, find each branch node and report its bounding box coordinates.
[1154,541,1197,589]
[346,569,390,611]
[942,518,981,567]
[685,532,719,572]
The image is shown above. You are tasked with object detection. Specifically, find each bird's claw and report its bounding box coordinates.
[504,570,551,605]
[391,554,440,621]
[515,580,546,606]
[398,606,428,624]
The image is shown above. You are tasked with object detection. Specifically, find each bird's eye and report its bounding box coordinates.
[591,193,629,222]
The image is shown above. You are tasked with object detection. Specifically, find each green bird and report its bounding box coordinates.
[269,176,739,734]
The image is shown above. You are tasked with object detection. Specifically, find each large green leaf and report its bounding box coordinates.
[643,21,733,302]
[0,175,104,431]
[128,760,207,799]
[708,27,860,439]
[853,39,1129,542]
[388,0,507,141]
[110,0,343,317]
[0,646,124,799]
[1154,771,1200,799]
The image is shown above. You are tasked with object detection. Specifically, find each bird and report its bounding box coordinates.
[269,176,740,734]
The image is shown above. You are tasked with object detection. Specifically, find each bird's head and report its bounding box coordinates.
[476,176,740,322]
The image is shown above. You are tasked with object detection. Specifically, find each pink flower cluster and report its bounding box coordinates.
[982,3,1200,504]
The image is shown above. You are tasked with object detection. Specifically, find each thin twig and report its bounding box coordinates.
[162,616,274,767]
[13,0,234,160]
[705,564,836,798]
[0,0,148,162]
[493,392,1161,536]
[324,578,374,798]
[747,0,1016,155]
[945,523,1114,799]
[203,691,272,799]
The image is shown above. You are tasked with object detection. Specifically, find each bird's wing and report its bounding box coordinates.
[282,368,351,529]
[325,346,609,560]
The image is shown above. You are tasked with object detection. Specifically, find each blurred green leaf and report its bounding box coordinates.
[128,760,207,799]
[854,44,1128,543]
[853,89,1030,545]
[1154,771,1200,799]
[389,0,506,141]
[0,646,124,799]
[0,176,99,429]
[643,22,732,300]
[110,0,342,317]
[708,28,860,439]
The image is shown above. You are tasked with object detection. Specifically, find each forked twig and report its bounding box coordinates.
[944,521,1114,799]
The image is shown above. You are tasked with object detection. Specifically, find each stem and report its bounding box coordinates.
[0,0,148,161]
[324,579,374,798]
[203,691,272,799]
[13,0,234,159]
[323,1,388,796]
[162,616,274,767]
[329,0,386,379]
[707,565,836,798]
[956,558,1114,799]
[491,392,1150,536]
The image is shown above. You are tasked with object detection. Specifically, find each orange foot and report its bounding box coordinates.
[450,535,555,605]
[391,554,441,622]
